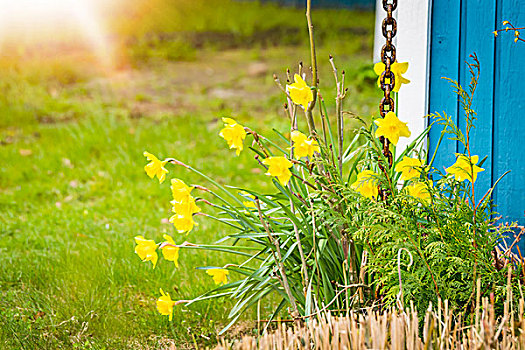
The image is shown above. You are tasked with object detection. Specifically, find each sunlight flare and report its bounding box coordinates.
[0,0,113,66]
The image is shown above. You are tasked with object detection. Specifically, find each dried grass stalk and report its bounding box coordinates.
[216,295,525,349]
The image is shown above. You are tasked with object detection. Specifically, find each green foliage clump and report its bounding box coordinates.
[314,56,512,315]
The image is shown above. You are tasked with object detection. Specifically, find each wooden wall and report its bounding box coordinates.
[428,0,525,226]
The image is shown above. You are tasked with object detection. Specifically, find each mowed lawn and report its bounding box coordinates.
[0,5,378,349]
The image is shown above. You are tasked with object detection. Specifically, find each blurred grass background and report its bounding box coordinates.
[0,0,378,348]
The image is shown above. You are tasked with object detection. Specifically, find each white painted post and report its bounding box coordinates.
[373,0,432,157]
[394,0,432,155]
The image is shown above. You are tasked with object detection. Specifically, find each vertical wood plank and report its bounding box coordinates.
[428,0,461,174]
[457,0,496,199]
[396,0,431,155]
[493,0,525,226]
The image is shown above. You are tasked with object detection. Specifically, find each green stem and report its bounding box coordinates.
[305,0,317,134]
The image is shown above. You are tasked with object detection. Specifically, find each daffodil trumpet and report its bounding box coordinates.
[206,268,229,285]
[373,61,410,92]
[144,152,169,184]
[290,130,320,160]
[350,170,380,199]
[220,118,247,155]
[286,74,314,109]
[134,236,159,268]
[446,154,484,183]
[259,157,316,190]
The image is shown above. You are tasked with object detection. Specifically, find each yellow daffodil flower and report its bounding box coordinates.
[446,154,485,183]
[395,156,423,181]
[350,170,379,199]
[134,235,158,268]
[406,181,433,204]
[262,156,293,186]
[243,200,256,208]
[171,197,201,217]
[291,130,320,159]
[143,152,168,184]
[286,74,313,109]
[239,191,258,211]
[170,179,194,203]
[219,117,246,156]
[206,269,229,285]
[169,213,196,233]
[157,288,176,321]
[374,112,411,146]
[373,61,410,92]
[170,178,200,218]
[161,234,180,268]
[169,179,200,233]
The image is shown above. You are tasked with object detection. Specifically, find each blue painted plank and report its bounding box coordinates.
[428,0,462,175]
[493,0,525,226]
[457,0,496,200]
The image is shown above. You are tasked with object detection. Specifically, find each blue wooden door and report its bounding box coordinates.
[428,0,525,227]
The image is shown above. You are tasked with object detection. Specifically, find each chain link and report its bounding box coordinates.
[377,0,398,200]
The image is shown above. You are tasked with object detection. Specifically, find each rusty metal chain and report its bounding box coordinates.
[377,0,397,200]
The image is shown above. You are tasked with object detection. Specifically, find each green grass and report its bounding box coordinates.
[0,94,267,349]
[0,1,378,348]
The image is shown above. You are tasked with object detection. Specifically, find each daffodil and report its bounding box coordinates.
[243,200,256,209]
[144,152,168,184]
[406,181,433,204]
[169,213,196,233]
[374,112,411,146]
[206,269,229,285]
[286,74,313,109]
[262,156,293,186]
[446,154,485,183]
[157,288,176,321]
[170,179,194,203]
[373,61,410,92]
[134,235,158,268]
[161,234,179,268]
[219,118,246,156]
[171,197,201,217]
[395,156,423,181]
[169,179,200,234]
[170,178,200,218]
[239,191,259,211]
[291,130,320,159]
[350,170,379,199]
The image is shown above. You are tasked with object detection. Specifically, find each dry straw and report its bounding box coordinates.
[216,270,525,349]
